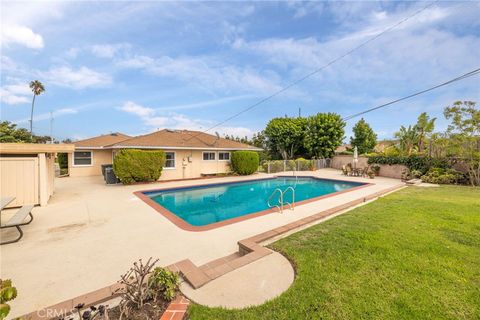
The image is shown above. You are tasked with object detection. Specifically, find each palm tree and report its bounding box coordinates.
[29,80,45,135]
[395,125,419,155]
[415,112,436,153]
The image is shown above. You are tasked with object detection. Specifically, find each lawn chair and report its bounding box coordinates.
[341,165,348,176]
[1,204,34,245]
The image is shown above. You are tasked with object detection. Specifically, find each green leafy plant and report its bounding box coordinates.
[304,113,345,158]
[113,149,166,184]
[0,279,18,320]
[350,118,377,154]
[367,155,450,175]
[57,153,68,170]
[231,151,259,175]
[421,168,465,185]
[149,267,180,301]
[371,164,380,176]
[264,117,307,159]
[410,169,423,179]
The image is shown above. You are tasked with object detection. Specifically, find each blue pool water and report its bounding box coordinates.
[145,177,364,227]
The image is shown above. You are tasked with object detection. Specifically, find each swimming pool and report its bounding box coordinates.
[137,176,367,230]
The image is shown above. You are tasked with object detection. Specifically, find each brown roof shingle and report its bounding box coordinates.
[74,133,131,148]
[111,129,261,150]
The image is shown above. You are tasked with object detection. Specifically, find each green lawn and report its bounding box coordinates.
[187,186,480,320]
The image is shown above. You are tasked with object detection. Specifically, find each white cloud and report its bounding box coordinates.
[0,83,31,105]
[120,101,155,117]
[156,95,253,111]
[43,66,112,89]
[1,25,44,49]
[90,43,130,58]
[231,4,479,93]
[117,54,282,95]
[119,101,256,137]
[14,108,78,124]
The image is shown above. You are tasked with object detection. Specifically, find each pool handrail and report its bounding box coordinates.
[267,188,283,213]
[283,186,295,211]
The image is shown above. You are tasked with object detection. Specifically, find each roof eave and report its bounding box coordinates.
[110,145,263,151]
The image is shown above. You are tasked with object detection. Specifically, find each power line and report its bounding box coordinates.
[342,67,480,121]
[184,0,439,141]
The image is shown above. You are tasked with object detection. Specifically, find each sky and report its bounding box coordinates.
[1,1,479,142]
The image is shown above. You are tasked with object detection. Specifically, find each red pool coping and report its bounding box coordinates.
[21,182,404,319]
[134,176,372,231]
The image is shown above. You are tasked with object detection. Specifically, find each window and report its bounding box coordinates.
[165,152,175,168]
[203,152,216,161]
[73,151,92,166]
[219,152,230,161]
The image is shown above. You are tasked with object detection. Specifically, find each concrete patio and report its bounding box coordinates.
[1,169,403,317]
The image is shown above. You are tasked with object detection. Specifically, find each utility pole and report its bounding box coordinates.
[298,107,301,117]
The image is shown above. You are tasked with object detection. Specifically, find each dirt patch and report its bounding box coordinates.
[107,296,170,320]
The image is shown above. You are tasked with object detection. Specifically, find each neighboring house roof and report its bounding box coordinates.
[111,129,262,151]
[74,133,131,149]
[335,144,352,153]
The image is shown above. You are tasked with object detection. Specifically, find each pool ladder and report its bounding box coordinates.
[267,187,295,213]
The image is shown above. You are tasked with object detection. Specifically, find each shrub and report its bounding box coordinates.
[421,167,465,184]
[149,267,180,301]
[410,169,423,178]
[368,155,450,175]
[371,164,380,175]
[113,149,165,184]
[231,151,259,175]
[0,279,18,320]
[296,158,313,171]
[57,153,68,169]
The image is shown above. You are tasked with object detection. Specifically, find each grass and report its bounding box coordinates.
[187,186,480,320]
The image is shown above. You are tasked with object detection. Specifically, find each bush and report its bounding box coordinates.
[296,158,314,171]
[57,153,68,169]
[0,279,18,320]
[149,267,179,301]
[368,155,450,175]
[421,167,465,184]
[231,151,259,175]
[113,149,165,184]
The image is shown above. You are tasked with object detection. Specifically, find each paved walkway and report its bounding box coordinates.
[180,251,294,308]
[1,169,402,317]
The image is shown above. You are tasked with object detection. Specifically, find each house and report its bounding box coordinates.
[69,129,262,180]
[0,143,75,207]
[68,133,131,177]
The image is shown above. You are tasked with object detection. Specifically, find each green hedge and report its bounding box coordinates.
[231,151,259,175]
[367,155,450,174]
[113,149,166,184]
[57,153,68,169]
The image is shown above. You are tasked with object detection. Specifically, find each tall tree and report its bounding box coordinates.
[304,113,345,158]
[350,118,377,154]
[264,117,306,159]
[395,125,419,155]
[29,80,45,134]
[415,112,436,152]
[443,101,480,186]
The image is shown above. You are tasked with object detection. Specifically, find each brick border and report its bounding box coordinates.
[21,182,403,319]
[134,176,371,231]
[159,296,190,320]
[167,183,404,289]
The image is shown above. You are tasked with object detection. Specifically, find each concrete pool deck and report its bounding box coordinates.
[1,169,403,317]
